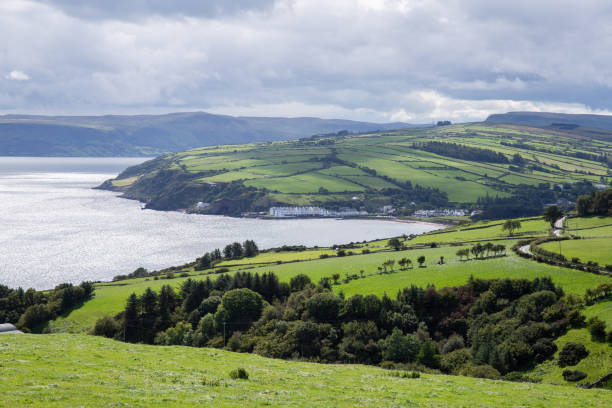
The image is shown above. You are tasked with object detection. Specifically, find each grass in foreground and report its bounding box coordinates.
[0,334,610,408]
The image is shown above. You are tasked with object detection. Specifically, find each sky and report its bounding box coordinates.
[2,0,612,123]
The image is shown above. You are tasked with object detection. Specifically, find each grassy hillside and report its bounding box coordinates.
[49,216,612,334]
[0,112,415,156]
[1,334,609,407]
[102,122,612,212]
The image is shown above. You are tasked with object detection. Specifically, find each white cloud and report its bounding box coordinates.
[6,70,30,81]
[390,90,612,123]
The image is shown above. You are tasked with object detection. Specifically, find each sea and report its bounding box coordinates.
[0,157,441,289]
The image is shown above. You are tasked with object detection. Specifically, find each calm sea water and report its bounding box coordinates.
[0,157,441,289]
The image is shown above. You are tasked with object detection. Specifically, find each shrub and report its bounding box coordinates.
[442,334,465,354]
[379,328,420,363]
[567,310,586,328]
[562,369,587,382]
[587,316,607,341]
[229,367,249,380]
[558,342,589,367]
[93,316,120,338]
[388,370,420,379]
[460,364,501,379]
[440,349,472,374]
[532,338,557,362]
[290,274,312,292]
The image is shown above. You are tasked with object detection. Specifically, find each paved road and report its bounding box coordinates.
[553,216,566,237]
[519,216,566,256]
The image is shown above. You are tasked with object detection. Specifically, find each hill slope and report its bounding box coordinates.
[486,112,612,139]
[1,334,609,407]
[101,122,612,213]
[0,112,417,156]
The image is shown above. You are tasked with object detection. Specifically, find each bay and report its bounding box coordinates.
[0,157,441,289]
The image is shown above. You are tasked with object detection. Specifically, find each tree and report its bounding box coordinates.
[558,342,588,367]
[502,219,522,236]
[290,274,311,291]
[379,328,420,363]
[307,292,343,322]
[218,288,263,325]
[231,242,243,258]
[543,205,564,227]
[587,317,607,341]
[124,292,140,342]
[243,240,259,257]
[223,244,233,259]
[331,273,340,284]
[417,255,426,267]
[387,237,402,251]
[456,248,469,260]
[483,242,494,258]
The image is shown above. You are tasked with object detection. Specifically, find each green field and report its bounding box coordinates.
[540,238,612,266]
[50,216,612,334]
[106,123,612,211]
[1,334,610,407]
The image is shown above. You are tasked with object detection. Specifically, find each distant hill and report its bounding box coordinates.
[101,123,610,215]
[0,112,420,156]
[486,111,612,139]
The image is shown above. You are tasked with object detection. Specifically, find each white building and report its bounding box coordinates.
[413,208,466,217]
[269,206,367,218]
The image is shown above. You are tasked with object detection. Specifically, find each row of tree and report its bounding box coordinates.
[95,272,583,379]
[195,240,259,270]
[456,243,506,260]
[412,141,510,163]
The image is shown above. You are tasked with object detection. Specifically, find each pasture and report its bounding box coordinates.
[1,334,610,407]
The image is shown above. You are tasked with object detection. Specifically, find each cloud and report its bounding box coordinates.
[37,0,277,19]
[6,70,30,81]
[1,0,612,123]
[389,91,612,123]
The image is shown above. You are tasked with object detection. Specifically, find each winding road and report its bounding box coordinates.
[518,216,566,256]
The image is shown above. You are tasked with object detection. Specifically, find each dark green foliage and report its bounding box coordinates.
[461,364,501,379]
[441,349,472,374]
[417,340,440,368]
[93,316,120,338]
[106,274,576,382]
[562,369,588,382]
[558,342,589,367]
[379,328,420,363]
[218,288,264,326]
[587,317,607,341]
[543,205,564,227]
[412,141,510,163]
[387,237,402,251]
[576,189,612,216]
[290,274,312,292]
[442,334,465,354]
[2,281,95,332]
[229,368,249,380]
[307,293,342,322]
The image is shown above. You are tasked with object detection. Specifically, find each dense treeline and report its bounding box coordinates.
[0,281,94,331]
[95,273,584,379]
[576,189,612,216]
[412,141,510,163]
[474,181,598,220]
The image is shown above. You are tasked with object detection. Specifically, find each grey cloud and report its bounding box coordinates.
[37,0,277,19]
[1,0,612,122]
